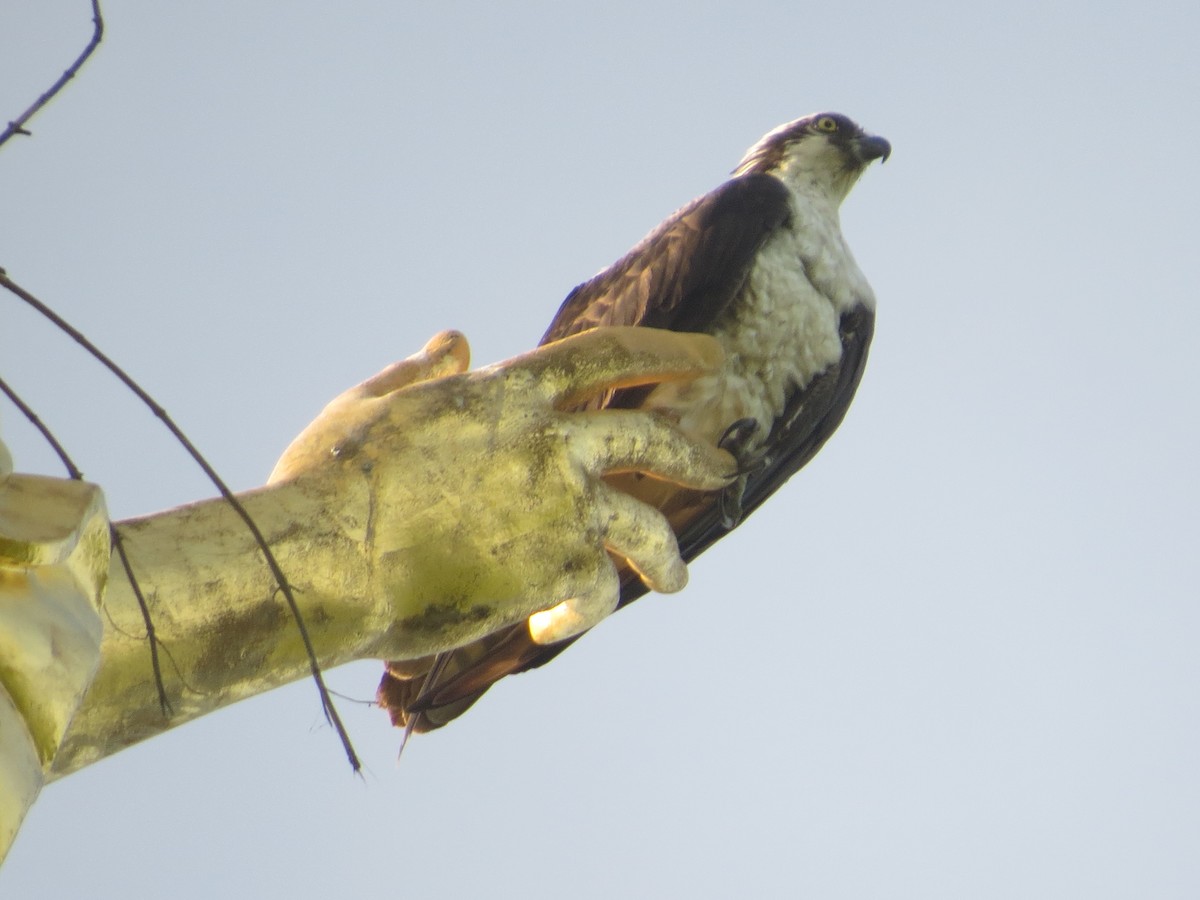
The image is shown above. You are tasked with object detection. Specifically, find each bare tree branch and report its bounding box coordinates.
[0,1,105,150]
[1,2,361,770]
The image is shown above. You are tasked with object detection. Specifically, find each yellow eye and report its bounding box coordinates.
[815,116,839,133]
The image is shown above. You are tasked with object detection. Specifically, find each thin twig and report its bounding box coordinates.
[109,526,173,715]
[0,0,105,150]
[0,374,83,480]
[0,269,360,771]
[0,372,172,715]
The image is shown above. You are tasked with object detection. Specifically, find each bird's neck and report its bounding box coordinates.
[771,162,860,212]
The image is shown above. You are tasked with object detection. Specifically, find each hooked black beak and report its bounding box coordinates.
[852,133,891,164]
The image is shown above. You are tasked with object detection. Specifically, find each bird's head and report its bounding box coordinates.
[733,112,890,203]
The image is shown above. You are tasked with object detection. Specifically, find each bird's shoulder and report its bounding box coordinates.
[541,174,793,343]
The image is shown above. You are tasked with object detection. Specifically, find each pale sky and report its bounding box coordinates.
[2,2,1198,897]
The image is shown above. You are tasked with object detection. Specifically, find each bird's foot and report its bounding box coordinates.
[717,417,765,529]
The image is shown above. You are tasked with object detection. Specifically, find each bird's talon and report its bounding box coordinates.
[719,417,758,452]
[716,418,765,528]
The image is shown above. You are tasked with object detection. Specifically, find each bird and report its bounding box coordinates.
[378,111,889,737]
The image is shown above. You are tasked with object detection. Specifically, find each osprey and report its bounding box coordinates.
[379,112,889,733]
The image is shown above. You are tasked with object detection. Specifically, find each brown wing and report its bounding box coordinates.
[379,175,875,732]
[540,174,792,341]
